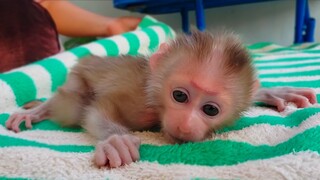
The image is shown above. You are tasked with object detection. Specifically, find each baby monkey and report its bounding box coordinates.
[6,31,317,168]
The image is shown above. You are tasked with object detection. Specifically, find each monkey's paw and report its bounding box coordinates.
[6,111,41,133]
[94,134,141,168]
[256,87,317,111]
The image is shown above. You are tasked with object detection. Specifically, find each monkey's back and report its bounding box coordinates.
[72,55,153,130]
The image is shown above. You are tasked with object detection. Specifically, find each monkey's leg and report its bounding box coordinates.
[82,104,141,168]
[6,73,89,132]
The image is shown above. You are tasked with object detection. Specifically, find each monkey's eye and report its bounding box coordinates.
[172,89,188,103]
[202,104,219,116]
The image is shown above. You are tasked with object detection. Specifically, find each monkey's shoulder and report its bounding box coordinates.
[73,55,150,77]
[78,55,148,67]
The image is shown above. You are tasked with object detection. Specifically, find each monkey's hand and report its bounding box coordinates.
[254,87,317,111]
[94,134,141,168]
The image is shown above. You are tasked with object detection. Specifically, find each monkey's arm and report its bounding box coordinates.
[6,100,50,132]
[253,87,317,111]
[82,103,141,168]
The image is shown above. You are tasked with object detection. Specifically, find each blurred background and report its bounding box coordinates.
[63,0,320,45]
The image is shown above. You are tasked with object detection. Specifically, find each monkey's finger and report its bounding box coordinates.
[293,89,317,104]
[285,94,310,108]
[123,136,140,162]
[25,116,33,129]
[129,135,141,148]
[111,137,133,165]
[94,143,108,167]
[5,114,17,129]
[11,115,25,133]
[103,144,122,168]
[267,96,286,112]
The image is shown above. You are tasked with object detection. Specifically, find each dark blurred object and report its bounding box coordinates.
[114,0,316,43]
[63,37,97,50]
[0,0,60,72]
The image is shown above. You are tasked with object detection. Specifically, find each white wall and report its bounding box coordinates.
[68,0,320,45]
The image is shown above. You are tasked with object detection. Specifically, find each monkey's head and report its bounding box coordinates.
[146,30,258,143]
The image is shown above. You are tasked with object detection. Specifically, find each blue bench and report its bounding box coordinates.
[113,0,315,43]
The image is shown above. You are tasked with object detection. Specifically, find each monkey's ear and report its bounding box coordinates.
[149,43,170,71]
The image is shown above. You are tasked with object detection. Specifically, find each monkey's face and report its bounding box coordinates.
[160,65,235,143]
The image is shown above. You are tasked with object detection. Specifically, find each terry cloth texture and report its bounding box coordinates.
[1,16,320,179]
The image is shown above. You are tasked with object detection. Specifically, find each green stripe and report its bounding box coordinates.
[268,47,305,52]
[256,61,320,69]
[302,49,320,54]
[34,58,68,92]
[288,43,320,49]
[143,28,159,52]
[0,177,28,180]
[248,43,320,52]
[69,46,91,58]
[96,39,119,56]
[2,126,320,167]
[218,107,320,133]
[138,17,173,38]
[258,69,320,78]
[261,81,320,88]
[140,126,320,166]
[247,42,273,50]
[0,72,36,106]
[138,16,157,28]
[0,113,83,132]
[253,56,320,63]
[0,135,93,152]
[122,33,140,55]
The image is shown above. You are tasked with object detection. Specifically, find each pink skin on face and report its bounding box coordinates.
[161,64,233,142]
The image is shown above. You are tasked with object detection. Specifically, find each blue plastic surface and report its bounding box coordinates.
[114,0,315,43]
[294,0,315,43]
[114,0,275,14]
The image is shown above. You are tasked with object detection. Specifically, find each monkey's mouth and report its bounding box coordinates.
[164,131,207,144]
[163,131,187,144]
[164,130,215,144]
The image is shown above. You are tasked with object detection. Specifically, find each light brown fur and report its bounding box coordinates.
[7,30,316,168]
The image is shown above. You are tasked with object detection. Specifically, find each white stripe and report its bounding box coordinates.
[258,65,320,75]
[310,45,320,50]
[243,102,320,118]
[81,43,107,57]
[255,59,320,68]
[11,65,52,99]
[290,43,315,50]
[215,112,320,145]
[260,75,320,82]
[0,126,96,146]
[133,31,151,56]
[0,147,119,179]
[254,53,320,61]
[0,125,168,146]
[150,26,167,44]
[0,147,318,179]
[144,15,158,23]
[0,80,17,113]
[314,88,320,94]
[51,51,78,71]
[108,35,130,55]
[250,44,282,53]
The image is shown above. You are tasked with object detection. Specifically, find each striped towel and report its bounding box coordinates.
[1,16,320,179]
